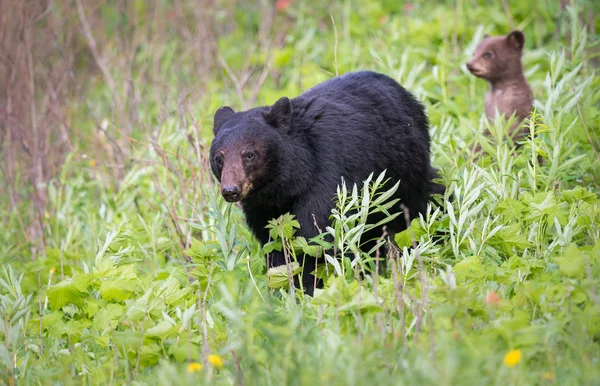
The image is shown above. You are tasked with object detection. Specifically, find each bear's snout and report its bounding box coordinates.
[466,61,483,76]
[221,185,241,202]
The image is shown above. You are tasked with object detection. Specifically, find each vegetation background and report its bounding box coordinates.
[1,0,599,384]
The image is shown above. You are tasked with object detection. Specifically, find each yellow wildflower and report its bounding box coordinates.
[187,362,202,373]
[503,349,522,367]
[208,354,224,369]
[89,160,97,167]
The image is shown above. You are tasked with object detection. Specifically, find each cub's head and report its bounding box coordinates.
[209,97,293,202]
[466,30,525,81]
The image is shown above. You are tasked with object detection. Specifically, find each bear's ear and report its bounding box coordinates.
[506,30,525,51]
[264,97,293,133]
[483,34,490,39]
[213,106,235,135]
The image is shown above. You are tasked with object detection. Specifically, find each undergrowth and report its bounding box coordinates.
[1,1,599,385]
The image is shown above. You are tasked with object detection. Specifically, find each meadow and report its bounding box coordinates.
[0,0,599,385]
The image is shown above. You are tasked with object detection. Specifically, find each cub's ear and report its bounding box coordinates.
[213,106,235,135]
[483,34,490,39]
[506,30,525,51]
[264,97,293,133]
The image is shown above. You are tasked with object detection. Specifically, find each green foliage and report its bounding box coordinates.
[1,0,599,385]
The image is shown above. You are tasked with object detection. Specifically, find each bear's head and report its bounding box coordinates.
[466,30,525,82]
[209,97,293,203]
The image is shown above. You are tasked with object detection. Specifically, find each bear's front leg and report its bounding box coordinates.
[291,198,334,295]
[263,196,332,296]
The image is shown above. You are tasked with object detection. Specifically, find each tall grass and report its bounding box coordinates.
[1,1,599,385]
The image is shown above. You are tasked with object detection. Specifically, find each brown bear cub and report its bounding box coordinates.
[467,30,534,142]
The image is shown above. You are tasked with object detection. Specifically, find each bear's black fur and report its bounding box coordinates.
[209,70,443,295]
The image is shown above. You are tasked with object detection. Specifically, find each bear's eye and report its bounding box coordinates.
[482,52,492,59]
[214,154,224,167]
[242,151,256,161]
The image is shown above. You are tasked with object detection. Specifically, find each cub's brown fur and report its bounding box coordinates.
[467,30,533,141]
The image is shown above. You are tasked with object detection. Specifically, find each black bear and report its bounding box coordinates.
[209,71,443,295]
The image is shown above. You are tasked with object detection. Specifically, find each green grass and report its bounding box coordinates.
[1,1,599,385]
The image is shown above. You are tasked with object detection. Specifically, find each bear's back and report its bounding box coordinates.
[301,71,421,111]
[292,71,427,137]
[287,71,429,163]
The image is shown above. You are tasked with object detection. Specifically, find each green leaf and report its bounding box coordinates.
[555,244,586,278]
[291,237,321,257]
[40,311,64,331]
[262,240,283,255]
[496,198,527,220]
[489,223,531,254]
[47,274,91,310]
[98,265,138,301]
[337,291,383,314]
[561,187,598,204]
[146,320,177,339]
[184,237,221,259]
[93,304,125,331]
[99,279,136,301]
[85,299,101,318]
[64,319,92,337]
[168,342,201,362]
[266,213,300,241]
[394,218,426,249]
[313,277,382,314]
[126,288,165,321]
[453,256,486,281]
[112,331,143,351]
[524,191,567,226]
[0,344,10,367]
[155,276,190,306]
[267,262,301,289]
